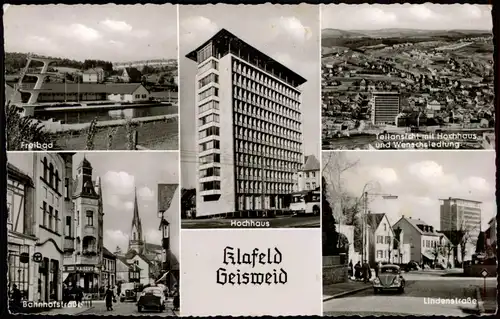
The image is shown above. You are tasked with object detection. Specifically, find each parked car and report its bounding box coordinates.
[119,282,139,302]
[406,260,420,271]
[373,264,406,294]
[137,287,166,312]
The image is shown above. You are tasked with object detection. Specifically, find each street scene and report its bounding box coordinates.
[322,151,496,316]
[179,5,321,228]
[321,4,494,150]
[7,152,180,316]
[4,5,179,151]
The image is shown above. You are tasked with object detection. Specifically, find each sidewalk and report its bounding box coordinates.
[323,279,373,302]
[478,285,497,314]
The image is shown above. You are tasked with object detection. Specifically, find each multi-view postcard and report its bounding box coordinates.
[321,4,494,150]
[4,4,179,151]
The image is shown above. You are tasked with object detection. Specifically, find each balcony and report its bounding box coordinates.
[82,248,98,256]
[64,237,75,253]
[83,225,96,236]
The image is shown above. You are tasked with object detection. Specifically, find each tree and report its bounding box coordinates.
[475,231,486,254]
[6,103,53,150]
[322,176,338,256]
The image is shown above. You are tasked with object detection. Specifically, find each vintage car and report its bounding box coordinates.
[373,264,406,294]
[119,282,139,302]
[137,287,166,312]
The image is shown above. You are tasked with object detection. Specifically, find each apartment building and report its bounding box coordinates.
[371,91,400,125]
[186,29,306,217]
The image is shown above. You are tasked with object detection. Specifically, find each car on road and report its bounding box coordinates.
[373,264,406,294]
[119,282,140,302]
[137,287,166,313]
[405,260,420,271]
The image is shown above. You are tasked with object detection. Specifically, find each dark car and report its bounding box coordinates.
[406,260,420,271]
[120,283,139,302]
[373,264,406,294]
[137,287,166,313]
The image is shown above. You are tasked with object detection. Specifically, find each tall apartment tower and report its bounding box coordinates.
[186,29,306,218]
[440,197,482,259]
[371,92,400,125]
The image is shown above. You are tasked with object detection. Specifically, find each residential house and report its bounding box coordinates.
[115,255,141,284]
[83,67,105,83]
[393,216,441,266]
[365,213,395,266]
[124,250,158,285]
[120,67,143,83]
[296,155,320,192]
[102,247,116,288]
[436,231,456,267]
[392,226,411,264]
[7,163,37,301]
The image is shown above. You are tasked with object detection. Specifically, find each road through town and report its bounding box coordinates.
[323,271,496,316]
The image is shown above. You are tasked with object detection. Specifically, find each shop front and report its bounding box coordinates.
[34,240,64,302]
[63,264,101,299]
[7,240,35,301]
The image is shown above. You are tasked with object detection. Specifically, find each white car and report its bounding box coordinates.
[137,287,166,312]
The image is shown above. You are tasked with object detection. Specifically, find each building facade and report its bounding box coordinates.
[186,29,306,217]
[371,92,400,125]
[7,164,37,301]
[63,157,104,299]
[296,155,320,192]
[440,197,482,261]
[83,68,105,83]
[101,248,116,288]
[366,213,395,266]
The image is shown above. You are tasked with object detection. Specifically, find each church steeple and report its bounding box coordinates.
[129,187,144,253]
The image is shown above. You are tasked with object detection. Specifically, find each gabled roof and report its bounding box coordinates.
[365,213,385,230]
[125,249,154,265]
[7,163,34,187]
[124,67,142,80]
[396,217,439,236]
[144,243,162,252]
[84,67,104,74]
[301,155,320,172]
[103,247,116,259]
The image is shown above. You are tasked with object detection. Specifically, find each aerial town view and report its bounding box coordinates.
[321,4,495,150]
[4,5,179,151]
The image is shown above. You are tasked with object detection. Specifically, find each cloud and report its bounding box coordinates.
[104,229,129,252]
[124,201,134,210]
[144,228,162,245]
[109,40,124,47]
[409,4,439,20]
[462,176,491,193]
[460,4,485,20]
[138,186,154,201]
[103,171,135,195]
[369,167,399,185]
[272,16,312,42]
[131,29,151,38]
[68,23,101,41]
[107,195,134,211]
[360,7,398,25]
[181,16,218,44]
[101,19,133,32]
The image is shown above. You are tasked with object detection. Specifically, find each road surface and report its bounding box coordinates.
[79,299,177,316]
[182,215,320,229]
[324,271,496,316]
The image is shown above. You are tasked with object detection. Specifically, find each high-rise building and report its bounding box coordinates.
[440,197,482,260]
[371,92,400,125]
[186,29,306,218]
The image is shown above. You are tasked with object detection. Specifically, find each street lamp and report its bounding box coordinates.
[361,192,398,265]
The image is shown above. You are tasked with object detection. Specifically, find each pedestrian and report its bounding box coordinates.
[173,287,180,311]
[62,284,69,307]
[375,261,382,278]
[362,260,371,283]
[105,286,115,311]
[74,284,84,306]
[10,284,22,312]
[354,261,361,280]
[348,260,353,279]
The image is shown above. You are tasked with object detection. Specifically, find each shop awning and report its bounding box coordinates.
[422,251,434,261]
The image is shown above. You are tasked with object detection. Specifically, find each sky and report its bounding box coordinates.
[323,151,496,232]
[7,152,181,260]
[179,4,321,188]
[3,4,178,62]
[321,3,492,31]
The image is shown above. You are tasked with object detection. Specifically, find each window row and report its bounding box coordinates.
[423,239,438,248]
[200,181,221,191]
[233,88,300,122]
[376,236,392,244]
[199,126,220,139]
[200,153,221,164]
[199,139,220,152]
[232,60,300,99]
[233,74,300,108]
[198,87,219,102]
[197,43,214,64]
[236,114,300,138]
[236,142,301,162]
[41,157,61,193]
[199,100,220,114]
[199,73,219,89]
[200,167,221,178]
[304,182,317,190]
[235,129,301,151]
[237,181,294,192]
[198,59,219,75]
[235,102,301,132]
[237,167,294,181]
[199,113,220,126]
[236,154,301,171]
[41,201,60,233]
